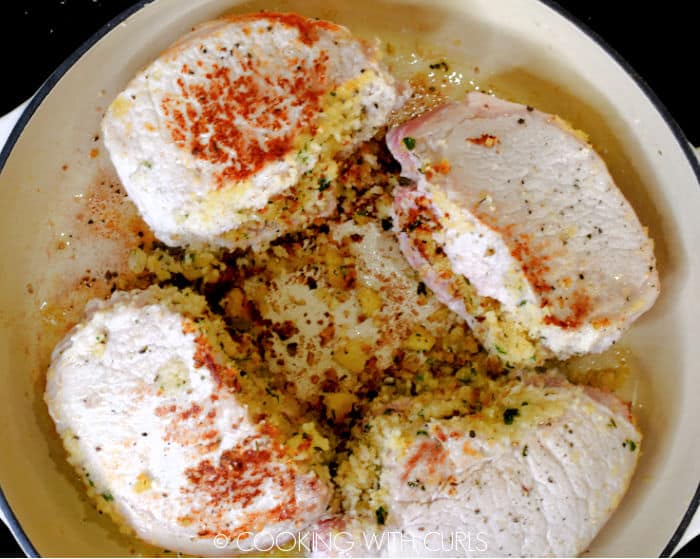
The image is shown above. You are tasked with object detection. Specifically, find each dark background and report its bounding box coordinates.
[0,1,697,557]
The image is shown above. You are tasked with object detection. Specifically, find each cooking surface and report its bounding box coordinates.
[0,1,697,557]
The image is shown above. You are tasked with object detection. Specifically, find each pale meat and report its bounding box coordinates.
[387,92,659,363]
[102,12,399,249]
[45,286,330,555]
[314,373,640,557]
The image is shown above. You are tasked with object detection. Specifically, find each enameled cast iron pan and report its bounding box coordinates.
[0,0,698,555]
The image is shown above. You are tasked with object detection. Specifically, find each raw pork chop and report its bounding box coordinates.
[313,372,640,557]
[387,92,659,363]
[45,286,330,555]
[102,12,399,249]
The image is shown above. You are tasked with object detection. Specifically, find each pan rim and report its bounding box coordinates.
[0,0,697,556]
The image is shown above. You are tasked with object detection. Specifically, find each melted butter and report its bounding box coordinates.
[562,346,632,393]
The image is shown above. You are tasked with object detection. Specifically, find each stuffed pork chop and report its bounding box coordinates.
[388,93,659,364]
[314,373,640,557]
[45,286,331,555]
[102,12,399,249]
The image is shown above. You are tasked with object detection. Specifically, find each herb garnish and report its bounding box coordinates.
[503,408,520,425]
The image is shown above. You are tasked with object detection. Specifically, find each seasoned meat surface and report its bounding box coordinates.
[102,12,399,249]
[313,373,640,557]
[388,92,659,362]
[45,287,330,555]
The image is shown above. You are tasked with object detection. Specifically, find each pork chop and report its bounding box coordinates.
[45,286,330,555]
[315,372,640,557]
[102,12,399,249]
[387,92,659,363]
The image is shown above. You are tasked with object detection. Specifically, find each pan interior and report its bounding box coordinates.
[0,0,697,556]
